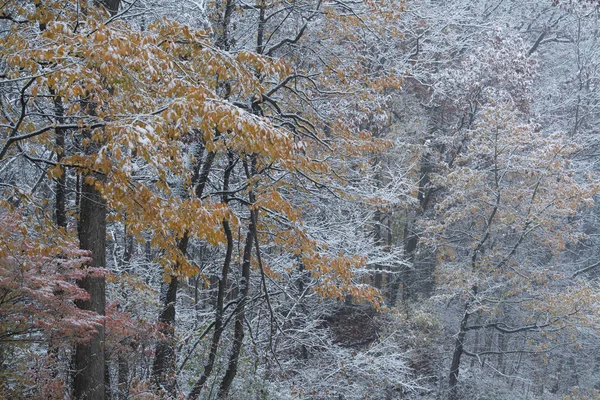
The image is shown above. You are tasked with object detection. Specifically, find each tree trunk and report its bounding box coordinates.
[152,146,214,390]
[448,302,470,400]
[497,331,507,375]
[217,213,256,399]
[187,221,234,400]
[73,3,121,397]
[117,356,129,400]
[74,171,107,400]
[373,209,383,290]
[187,153,236,400]
[118,227,133,400]
[152,235,188,392]
[94,0,120,15]
[400,222,418,304]
[53,94,67,229]
[105,358,112,400]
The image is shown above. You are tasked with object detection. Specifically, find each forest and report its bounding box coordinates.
[2,0,600,399]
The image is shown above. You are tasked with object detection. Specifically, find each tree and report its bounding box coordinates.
[0,208,102,399]
[421,99,599,399]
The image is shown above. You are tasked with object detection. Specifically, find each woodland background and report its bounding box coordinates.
[2,0,600,399]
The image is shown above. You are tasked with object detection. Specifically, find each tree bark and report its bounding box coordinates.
[217,212,255,399]
[152,146,214,391]
[497,331,507,375]
[53,94,67,229]
[117,356,129,400]
[74,170,107,400]
[373,208,383,290]
[187,221,234,400]
[118,226,133,400]
[448,302,470,400]
[73,3,121,397]
[105,358,112,400]
[94,0,120,16]
[152,235,188,391]
[187,152,236,400]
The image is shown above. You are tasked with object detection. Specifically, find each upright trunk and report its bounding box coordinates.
[94,0,120,15]
[448,302,470,400]
[74,169,107,400]
[73,3,120,398]
[398,223,418,305]
[47,90,67,379]
[152,235,188,391]
[187,221,234,400]
[497,331,507,375]
[217,213,256,399]
[117,228,132,400]
[395,151,434,306]
[187,153,236,400]
[105,360,112,400]
[152,146,214,390]
[373,208,383,290]
[53,94,67,229]
[117,358,128,400]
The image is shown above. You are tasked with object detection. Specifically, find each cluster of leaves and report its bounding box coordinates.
[0,207,101,398]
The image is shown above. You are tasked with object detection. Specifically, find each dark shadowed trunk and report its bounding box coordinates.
[74,168,107,400]
[73,3,120,398]
[117,227,133,399]
[53,94,67,229]
[217,211,256,399]
[94,0,120,15]
[105,358,112,400]
[152,235,188,392]
[373,208,383,290]
[187,220,234,400]
[152,145,215,391]
[391,150,434,306]
[448,301,470,400]
[117,356,128,400]
[187,152,236,400]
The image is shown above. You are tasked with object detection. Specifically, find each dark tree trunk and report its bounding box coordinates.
[448,302,470,400]
[187,152,235,400]
[152,275,178,388]
[123,225,134,267]
[497,331,507,375]
[47,89,67,380]
[118,226,133,400]
[94,0,120,15]
[217,213,255,399]
[53,94,67,229]
[152,235,188,391]
[152,146,214,391]
[399,222,419,305]
[105,359,112,400]
[74,171,107,400]
[393,151,435,306]
[76,172,81,220]
[187,220,234,400]
[73,3,120,397]
[373,209,383,290]
[117,356,129,400]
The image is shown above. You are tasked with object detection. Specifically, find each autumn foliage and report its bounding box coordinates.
[0,208,102,398]
[4,0,600,398]
[0,0,408,397]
